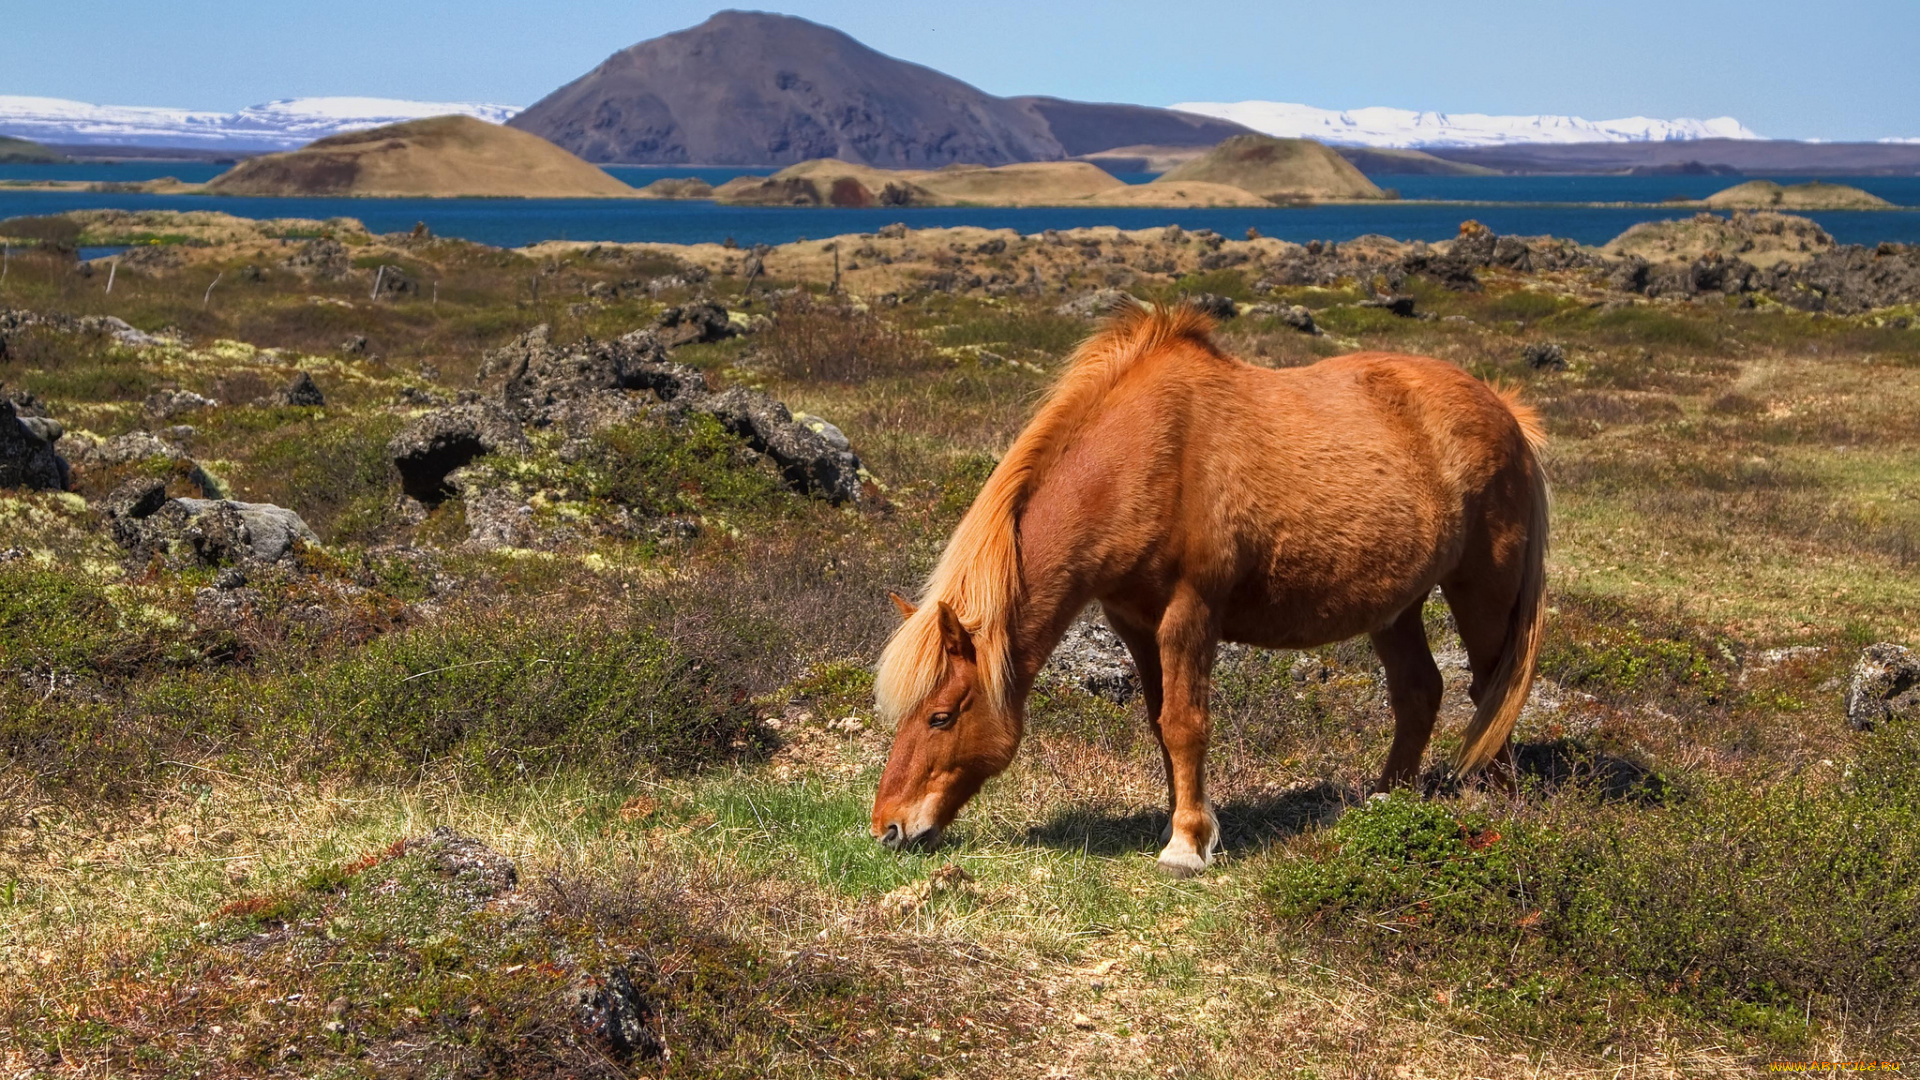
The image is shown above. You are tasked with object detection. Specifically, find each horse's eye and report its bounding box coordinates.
[928,711,955,729]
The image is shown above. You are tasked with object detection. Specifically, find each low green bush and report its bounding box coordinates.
[1265,719,1920,1047]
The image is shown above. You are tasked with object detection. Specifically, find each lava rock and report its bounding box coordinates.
[104,476,168,521]
[1185,292,1239,321]
[144,389,216,419]
[1361,294,1419,318]
[691,387,865,503]
[571,966,661,1062]
[1249,303,1318,334]
[283,238,351,279]
[1845,642,1920,730]
[280,371,325,407]
[1054,288,1134,319]
[1523,342,1568,371]
[484,324,681,421]
[1043,619,1141,705]
[0,396,69,490]
[651,300,739,347]
[403,827,519,898]
[111,496,320,566]
[387,403,528,505]
[792,412,852,452]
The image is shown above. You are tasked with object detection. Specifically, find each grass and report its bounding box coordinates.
[3,215,1919,1075]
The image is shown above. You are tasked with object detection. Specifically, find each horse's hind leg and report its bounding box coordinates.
[1442,555,1530,792]
[1370,600,1445,792]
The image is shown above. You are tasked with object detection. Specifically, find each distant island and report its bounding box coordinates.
[1701,180,1893,211]
[202,116,636,198]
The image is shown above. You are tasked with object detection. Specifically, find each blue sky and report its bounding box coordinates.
[8,1,1917,140]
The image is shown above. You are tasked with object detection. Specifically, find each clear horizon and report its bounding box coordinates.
[5,1,1917,142]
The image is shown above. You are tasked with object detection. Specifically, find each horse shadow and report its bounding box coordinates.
[1022,780,1349,859]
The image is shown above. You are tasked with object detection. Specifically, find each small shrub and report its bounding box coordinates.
[762,297,929,382]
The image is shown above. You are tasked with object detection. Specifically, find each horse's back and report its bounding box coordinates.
[1082,345,1539,644]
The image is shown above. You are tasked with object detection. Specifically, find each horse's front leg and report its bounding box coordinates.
[1152,590,1220,877]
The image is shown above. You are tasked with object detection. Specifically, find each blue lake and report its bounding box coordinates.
[3,161,1917,250]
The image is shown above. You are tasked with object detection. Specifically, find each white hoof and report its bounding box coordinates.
[1156,847,1210,877]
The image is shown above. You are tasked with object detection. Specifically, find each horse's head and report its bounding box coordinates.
[870,593,1018,851]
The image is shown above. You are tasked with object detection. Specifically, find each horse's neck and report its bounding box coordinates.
[1003,493,1107,713]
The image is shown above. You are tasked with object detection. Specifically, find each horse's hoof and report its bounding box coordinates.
[1155,849,1209,878]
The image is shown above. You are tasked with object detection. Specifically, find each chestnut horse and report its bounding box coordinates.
[872,304,1548,875]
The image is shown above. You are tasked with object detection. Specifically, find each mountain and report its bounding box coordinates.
[1427,139,1920,176]
[203,116,635,198]
[1169,100,1761,148]
[1156,135,1386,201]
[0,96,521,153]
[506,11,1253,165]
[1004,97,1252,158]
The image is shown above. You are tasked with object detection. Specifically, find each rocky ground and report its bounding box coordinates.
[1,207,1918,1077]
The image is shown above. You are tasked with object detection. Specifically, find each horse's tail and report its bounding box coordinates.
[1454,398,1549,774]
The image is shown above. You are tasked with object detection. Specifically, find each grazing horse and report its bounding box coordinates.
[871,304,1548,876]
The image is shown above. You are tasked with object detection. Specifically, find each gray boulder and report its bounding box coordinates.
[1845,643,1920,730]
[1,397,69,490]
[387,403,528,504]
[107,487,319,566]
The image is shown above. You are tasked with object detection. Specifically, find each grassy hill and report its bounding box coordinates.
[203,115,636,198]
[1156,134,1388,201]
[0,134,68,163]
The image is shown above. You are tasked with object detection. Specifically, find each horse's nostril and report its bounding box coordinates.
[881,823,902,848]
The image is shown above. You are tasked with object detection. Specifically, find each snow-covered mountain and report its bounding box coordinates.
[1169,101,1762,148]
[0,96,523,152]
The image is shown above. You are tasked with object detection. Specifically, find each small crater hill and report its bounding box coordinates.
[1703,180,1893,211]
[204,115,636,198]
[505,10,1253,166]
[0,135,68,163]
[1155,134,1388,201]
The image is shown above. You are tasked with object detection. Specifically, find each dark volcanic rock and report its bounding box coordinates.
[1523,342,1568,371]
[387,403,529,504]
[1185,293,1239,321]
[506,11,1253,166]
[1,396,69,490]
[280,371,325,407]
[651,301,738,347]
[484,324,691,423]
[571,966,661,1062]
[691,387,864,503]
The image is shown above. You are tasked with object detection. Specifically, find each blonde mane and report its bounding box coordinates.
[874,303,1220,724]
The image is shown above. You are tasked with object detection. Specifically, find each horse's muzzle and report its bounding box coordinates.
[875,822,941,851]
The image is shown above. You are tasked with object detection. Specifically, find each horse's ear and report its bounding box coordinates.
[934,601,976,661]
[887,591,917,620]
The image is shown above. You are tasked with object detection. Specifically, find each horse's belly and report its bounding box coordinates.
[1215,510,1449,649]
